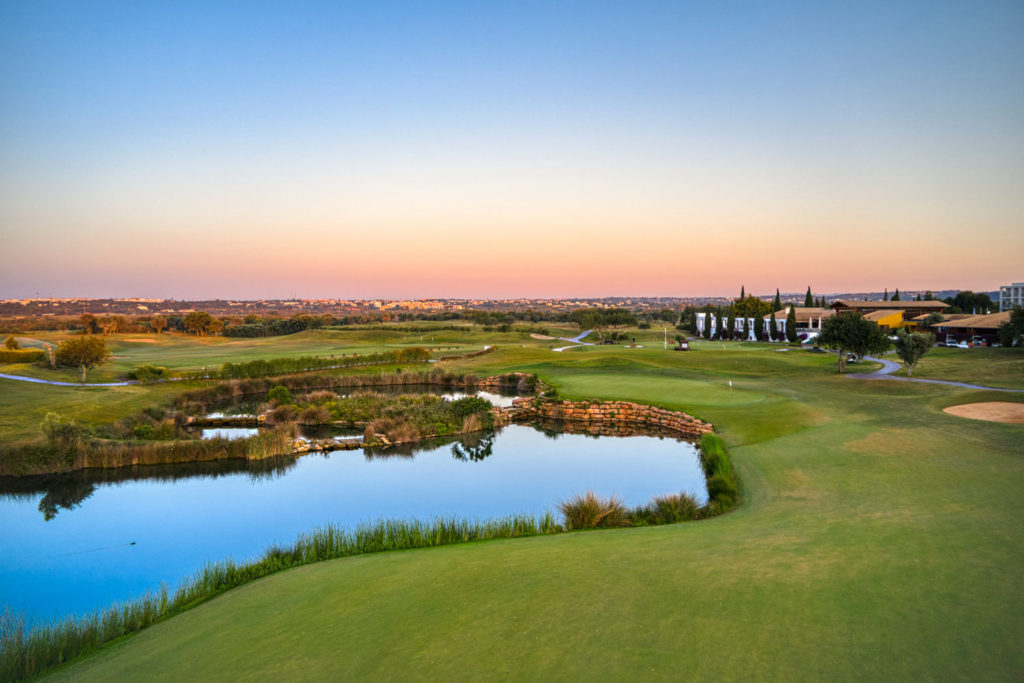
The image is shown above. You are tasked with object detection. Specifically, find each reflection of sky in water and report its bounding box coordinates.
[0,425,704,623]
[200,427,260,440]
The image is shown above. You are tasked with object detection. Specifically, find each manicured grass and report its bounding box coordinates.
[890,346,1024,388]
[36,338,1024,680]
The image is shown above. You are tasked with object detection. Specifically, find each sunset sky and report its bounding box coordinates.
[2,1,1022,299]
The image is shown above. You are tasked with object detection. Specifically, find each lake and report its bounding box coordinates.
[0,424,706,623]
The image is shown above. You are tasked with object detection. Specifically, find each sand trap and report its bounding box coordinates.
[123,338,157,343]
[530,333,556,340]
[943,402,1024,424]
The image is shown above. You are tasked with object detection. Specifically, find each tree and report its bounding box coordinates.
[893,329,934,376]
[79,313,98,334]
[817,313,891,373]
[740,285,745,300]
[883,288,888,301]
[742,316,750,341]
[4,335,18,350]
[768,311,778,341]
[915,292,922,301]
[724,308,734,340]
[946,291,992,315]
[892,288,901,301]
[702,310,712,339]
[805,287,813,307]
[184,311,213,336]
[55,335,111,383]
[773,289,781,311]
[753,310,764,341]
[150,316,167,334]
[786,306,798,343]
[997,306,1024,347]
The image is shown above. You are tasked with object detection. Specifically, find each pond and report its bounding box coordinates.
[0,425,706,624]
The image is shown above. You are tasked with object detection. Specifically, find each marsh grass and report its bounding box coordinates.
[559,491,631,529]
[0,514,560,681]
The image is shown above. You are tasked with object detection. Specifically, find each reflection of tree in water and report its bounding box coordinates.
[0,455,298,520]
[39,481,96,521]
[451,433,495,462]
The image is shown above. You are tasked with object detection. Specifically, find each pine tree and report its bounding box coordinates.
[725,308,734,340]
[774,289,782,311]
[754,311,764,341]
[883,288,889,301]
[702,310,712,339]
[805,287,813,307]
[915,292,922,301]
[740,285,745,300]
[892,288,901,301]
[786,306,798,343]
[743,316,751,341]
[769,311,778,341]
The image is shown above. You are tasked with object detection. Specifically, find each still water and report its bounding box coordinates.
[0,425,705,623]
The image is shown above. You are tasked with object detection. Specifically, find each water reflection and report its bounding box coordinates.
[0,425,706,622]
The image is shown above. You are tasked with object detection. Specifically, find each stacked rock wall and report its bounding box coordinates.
[494,398,713,438]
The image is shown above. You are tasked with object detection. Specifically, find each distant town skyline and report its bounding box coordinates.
[2,2,1022,299]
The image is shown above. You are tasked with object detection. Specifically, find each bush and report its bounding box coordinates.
[0,349,45,364]
[131,364,170,383]
[559,491,631,529]
[267,386,293,405]
[632,492,701,525]
[297,405,330,425]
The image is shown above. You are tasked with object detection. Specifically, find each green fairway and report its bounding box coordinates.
[37,336,1024,681]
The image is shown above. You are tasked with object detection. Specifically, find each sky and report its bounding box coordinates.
[1,1,1022,299]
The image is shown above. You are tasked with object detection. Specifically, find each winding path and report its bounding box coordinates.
[0,373,139,387]
[552,330,595,352]
[847,356,1024,393]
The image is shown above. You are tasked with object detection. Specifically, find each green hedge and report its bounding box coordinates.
[0,349,45,364]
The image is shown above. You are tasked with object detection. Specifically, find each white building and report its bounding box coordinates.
[999,282,1024,311]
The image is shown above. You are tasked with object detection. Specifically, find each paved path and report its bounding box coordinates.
[847,356,1024,393]
[0,373,140,387]
[553,330,595,352]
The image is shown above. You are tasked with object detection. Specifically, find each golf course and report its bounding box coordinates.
[3,326,1023,680]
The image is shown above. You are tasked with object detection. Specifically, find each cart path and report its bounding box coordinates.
[0,373,140,387]
[847,357,1024,393]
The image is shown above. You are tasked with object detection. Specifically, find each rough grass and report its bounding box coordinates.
[15,335,1024,680]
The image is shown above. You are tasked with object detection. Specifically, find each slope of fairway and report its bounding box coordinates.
[47,345,1024,680]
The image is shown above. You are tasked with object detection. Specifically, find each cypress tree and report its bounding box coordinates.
[786,306,798,343]
[774,289,782,311]
[740,285,745,300]
[754,309,764,341]
[915,292,922,301]
[702,310,712,339]
[688,308,698,335]
[725,308,735,340]
[805,287,813,307]
[743,315,751,341]
[892,288,901,301]
[768,311,778,341]
[883,288,889,301]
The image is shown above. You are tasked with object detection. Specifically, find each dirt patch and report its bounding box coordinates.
[943,401,1024,424]
[123,338,157,343]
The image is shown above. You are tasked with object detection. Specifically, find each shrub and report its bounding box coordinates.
[632,492,701,525]
[266,404,297,425]
[297,405,330,425]
[131,364,170,383]
[267,386,293,405]
[0,348,45,364]
[559,491,631,529]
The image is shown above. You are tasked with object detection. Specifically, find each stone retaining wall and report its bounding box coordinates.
[494,398,713,438]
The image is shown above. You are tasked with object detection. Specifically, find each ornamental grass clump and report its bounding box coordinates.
[559,491,631,529]
[632,492,701,525]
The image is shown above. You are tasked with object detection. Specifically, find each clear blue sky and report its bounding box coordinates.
[2,1,1022,298]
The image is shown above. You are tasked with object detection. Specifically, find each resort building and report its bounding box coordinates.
[999,282,1024,311]
[830,299,949,319]
[930,311,1012,346]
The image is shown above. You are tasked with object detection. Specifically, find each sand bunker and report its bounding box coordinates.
[530,333,556,340]
[943,402,1024,424]
[123,338,157,343]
